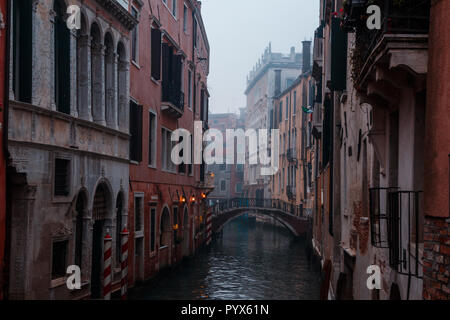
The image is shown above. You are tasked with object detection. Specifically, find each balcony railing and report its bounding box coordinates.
[161,84,184,117]
[369,187,423,278]
[287,148,297,162]
[213,198,305,217]
[352,0,430,63]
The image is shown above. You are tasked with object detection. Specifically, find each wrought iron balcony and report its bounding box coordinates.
[369,187,423,278]
[161,84,184,118]
[353,0,430,68]
[287,148,297,162]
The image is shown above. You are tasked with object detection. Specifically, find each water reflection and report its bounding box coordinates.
[130,213,320,300]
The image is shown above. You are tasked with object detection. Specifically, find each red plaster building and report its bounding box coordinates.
[0,0,7,300]
[127,0,211,288]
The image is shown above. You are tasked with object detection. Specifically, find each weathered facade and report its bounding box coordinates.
[127,0,212,289]
[6,0,136,299]
[310,0,445,300]
[244,44,303,201]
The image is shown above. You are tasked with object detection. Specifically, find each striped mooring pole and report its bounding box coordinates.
[120,227,129,300]
[103,233,112,300]
[206,208,212,246]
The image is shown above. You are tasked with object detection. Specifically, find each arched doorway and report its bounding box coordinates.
[159,207,171,269]
[91,182,111,299]
[182,207,189,257]
[390,283,402,300]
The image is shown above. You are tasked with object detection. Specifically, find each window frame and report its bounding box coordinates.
[148,109,157,168]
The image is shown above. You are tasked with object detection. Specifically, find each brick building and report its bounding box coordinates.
[5,0,136,299]
[127,0,211,288]
[208,111,245,203]
[0,0,7,300]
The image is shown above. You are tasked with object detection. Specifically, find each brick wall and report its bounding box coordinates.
[423,216,450,299]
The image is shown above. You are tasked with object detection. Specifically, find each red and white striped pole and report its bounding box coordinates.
[206,208,212,246]
[120,227,129,300]
[103,232,112,300]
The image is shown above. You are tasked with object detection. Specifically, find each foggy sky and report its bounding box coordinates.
[201,0,320,114]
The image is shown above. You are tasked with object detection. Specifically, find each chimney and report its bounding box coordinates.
[302,40,312,73]
[290,46,296,60]
[274,70,282,96]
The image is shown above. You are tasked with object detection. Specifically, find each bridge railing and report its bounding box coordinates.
[212,198,305,218]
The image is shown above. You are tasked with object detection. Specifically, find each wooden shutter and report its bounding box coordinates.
[129,101,143,162]
[161,43,171,101]
[151,28,162,80]
[330,17,347,91]
[172,54,182,107]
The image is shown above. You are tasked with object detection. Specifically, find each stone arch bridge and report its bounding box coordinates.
[211,198,310,237]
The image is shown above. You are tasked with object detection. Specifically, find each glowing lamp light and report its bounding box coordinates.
[199,216,203,222]
[190,196,196,203]
[180,195,186,203]
[173,224,179,230]
[211,173,215,178]
[201,192,206,199]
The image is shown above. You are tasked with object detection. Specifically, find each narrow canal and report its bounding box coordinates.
[130,214,321,300]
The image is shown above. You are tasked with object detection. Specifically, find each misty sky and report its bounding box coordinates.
[201,0,320,114]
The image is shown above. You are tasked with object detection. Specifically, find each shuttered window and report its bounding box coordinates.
[54,158,70,196]
[129,101,143,162]
[151,28,161,80]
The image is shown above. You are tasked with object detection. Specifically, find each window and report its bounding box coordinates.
[293,91,297,115]
[178,135,186,174]
[188,134,193,175]
[129,101,143,162]
[285,96,289,118]
[237,164,244,172]
[12,0,32,103]
[150,207,156,252]
[173,207,178,243]
[220,164,226,171]
[134,195,143,232]
[52,240,68,279]
[236,183,243,193]
[220,180,226,191]
[193,17,198,49]
[54,158,70,196]
[149,111,157,167]
[54,0,71,114]
[151,28,162,80]
[162,128,176,172]
[131,7,139,63]
[183,4,188,32]
[172,0,177,17]
[188,70,193,109]
[279,101,283,122]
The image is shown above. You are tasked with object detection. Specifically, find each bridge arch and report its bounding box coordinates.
[212,198,309,237]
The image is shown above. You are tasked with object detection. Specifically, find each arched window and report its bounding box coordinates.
[117,41,128,132]
[76,13,90,120]
[160,208,171,247]
[104,33,115,128]
[91,23,104,124]
[12,0,32,103]
[54,0,71,114]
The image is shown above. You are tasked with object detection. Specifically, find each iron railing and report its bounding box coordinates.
[213,198,305,217]
[354,0,430,63]
[162,83,184,112]
[369,187,423,278]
